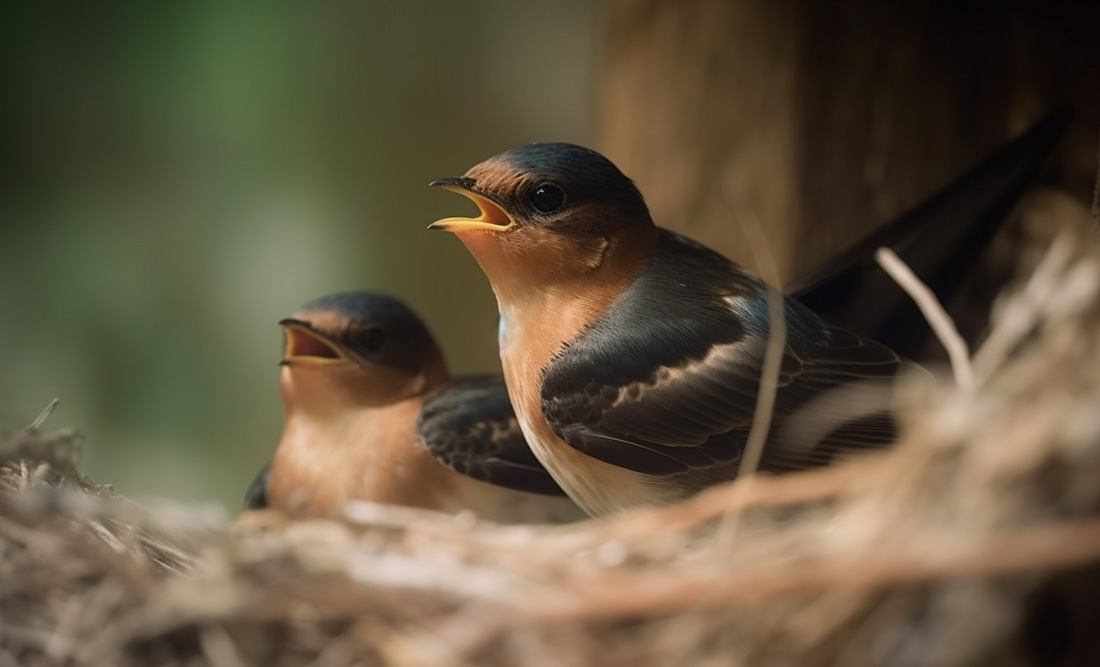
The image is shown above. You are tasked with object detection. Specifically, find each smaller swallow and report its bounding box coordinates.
[246,291,583,524]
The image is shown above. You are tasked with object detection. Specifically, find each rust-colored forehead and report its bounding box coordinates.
[293,291,422,327]
[465,156,532,197]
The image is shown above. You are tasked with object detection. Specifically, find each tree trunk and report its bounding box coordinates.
[596,0,1100,284]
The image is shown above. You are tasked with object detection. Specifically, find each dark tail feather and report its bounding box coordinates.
[243,460,271,510]
[789,108,1071,358]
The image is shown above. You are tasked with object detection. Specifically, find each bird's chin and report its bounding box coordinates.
[449,231,534,298]
[452,226,504,250]
[454,227,621,310]
[279,367,352,416]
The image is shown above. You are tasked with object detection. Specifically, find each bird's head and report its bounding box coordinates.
[277,291,450,415]
[429,143,658,302]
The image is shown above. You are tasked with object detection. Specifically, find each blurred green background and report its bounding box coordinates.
[0,2,601,509]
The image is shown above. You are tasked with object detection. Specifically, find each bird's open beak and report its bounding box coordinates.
[278,319,353,366]
[428,177,516,233]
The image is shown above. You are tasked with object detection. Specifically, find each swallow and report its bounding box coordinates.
[426,110,1069,517]
[428,144,931,517]
[246,291,584,524]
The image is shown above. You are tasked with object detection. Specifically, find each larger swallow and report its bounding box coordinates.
[429,145,927,517]
[429,112,1064,517]
[248,291,583,524]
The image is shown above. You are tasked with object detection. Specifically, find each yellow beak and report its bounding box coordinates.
[428,178,516,233]
[278,320,354,366]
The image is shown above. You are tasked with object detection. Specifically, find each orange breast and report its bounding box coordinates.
[267,398,459,518]
[497,288,684,516]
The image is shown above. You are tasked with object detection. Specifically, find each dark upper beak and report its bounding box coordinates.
[428,176,477,191]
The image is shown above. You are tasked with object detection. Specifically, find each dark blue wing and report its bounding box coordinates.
[418,375,568,496]
[243,461,271,510]
[541,231,913,488]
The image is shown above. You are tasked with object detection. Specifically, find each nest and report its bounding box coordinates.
[3,208,1100,667]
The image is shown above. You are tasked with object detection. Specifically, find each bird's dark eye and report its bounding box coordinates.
[358,327,385,352]
[529,183,565,214]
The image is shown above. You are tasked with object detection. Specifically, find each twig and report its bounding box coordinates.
[23,399,60,432]
[737,219,787,485]
[714,195,788,550]
[971,233,1075,379]
[874,248,974,390]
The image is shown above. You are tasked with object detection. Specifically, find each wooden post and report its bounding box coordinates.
[597,0,1100,283]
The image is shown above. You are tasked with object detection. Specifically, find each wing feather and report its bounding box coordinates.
[418,375,568,496]
[541,231,915,488]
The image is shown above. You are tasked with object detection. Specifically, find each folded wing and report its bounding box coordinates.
[418,375,569,496]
